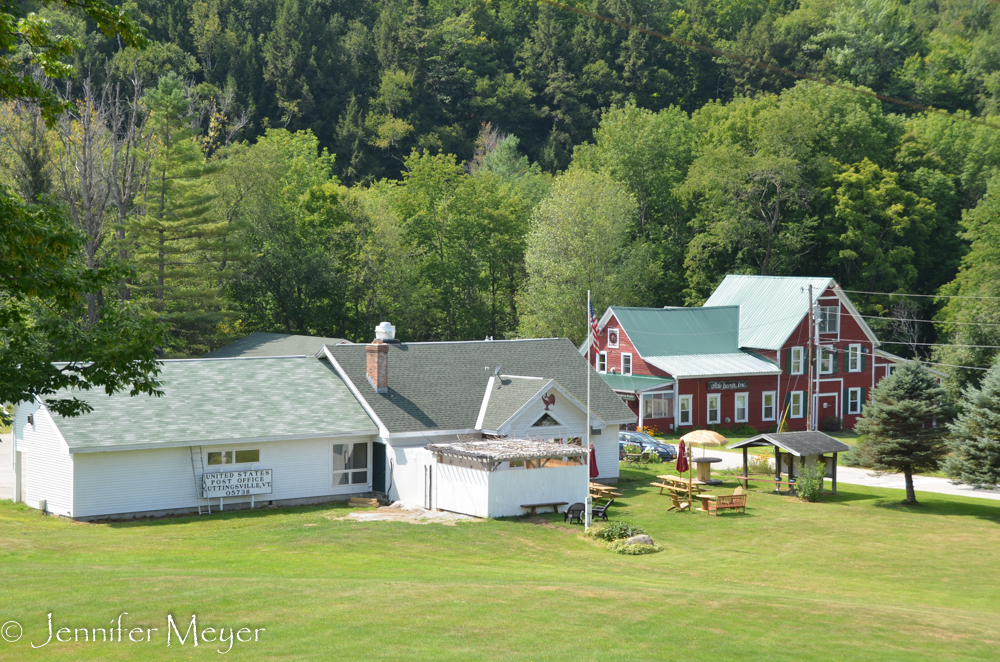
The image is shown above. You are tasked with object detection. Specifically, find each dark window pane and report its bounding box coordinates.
[351,471,367,484]
[334,472,350,486]
[207,452,223,465]
[234,450,259,463]
[352,443,368,470]
[332,445,347,472]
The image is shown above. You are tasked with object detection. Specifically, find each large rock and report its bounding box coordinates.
[625,534,654,546]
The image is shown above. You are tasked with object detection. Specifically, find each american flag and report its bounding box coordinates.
[589,300,600,348]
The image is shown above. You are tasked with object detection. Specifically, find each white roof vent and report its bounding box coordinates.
[375,322,396,342]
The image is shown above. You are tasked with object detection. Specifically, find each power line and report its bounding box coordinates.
[841,289,1000,300]
[858,314,1000,327]
[881,341,1000,349]
[536,0,1000,132]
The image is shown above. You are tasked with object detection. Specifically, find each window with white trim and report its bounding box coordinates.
[790,391,804,418]
[848,344,862,372]
[734,392,748,423]
[208,449,259,465]
[790,346,804,375]
[762,391,776,421]
[333,442,369,486]
[885,364,896,376]
[678,395,692,425]
[707,394,721,425]
[642,392,673,419]
[819,348,834,374]
[818,306,839,334]
[596,352,607,373]
[847,387,863,415]
[621,353,632,376]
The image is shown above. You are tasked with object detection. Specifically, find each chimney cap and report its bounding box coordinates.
[375,322,396,342]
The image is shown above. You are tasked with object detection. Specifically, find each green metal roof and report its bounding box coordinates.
[204,332,348,358]
[480,376,550,432]
[327,339,636,433]
[703,275,833,350]
[51,357,377,451]
[600,373,674,393]
[609,306,741,356]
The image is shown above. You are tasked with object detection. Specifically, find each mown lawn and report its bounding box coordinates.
[1,465,998,661]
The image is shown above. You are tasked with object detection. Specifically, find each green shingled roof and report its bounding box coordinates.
[609,306,741,356]
[600,373,674,393]
[51,357,377,451]
[204,332,348,358]
[479,376,549,432]
[326,339,636,433]
[704,275,833,350]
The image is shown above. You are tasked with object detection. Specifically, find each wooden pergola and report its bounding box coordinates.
[727,431,852,494]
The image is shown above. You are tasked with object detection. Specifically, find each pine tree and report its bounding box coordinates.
[945,360,1000,489]
[129,73,230,354]
[855,361,951,504]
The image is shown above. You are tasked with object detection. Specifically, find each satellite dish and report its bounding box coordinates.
[494,364,501,377]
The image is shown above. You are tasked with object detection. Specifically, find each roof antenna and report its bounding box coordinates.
[494,364,501,377]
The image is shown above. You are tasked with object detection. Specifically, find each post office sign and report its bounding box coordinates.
[203,469,273,498]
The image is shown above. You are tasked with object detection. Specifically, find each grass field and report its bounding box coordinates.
[1,465,998,661]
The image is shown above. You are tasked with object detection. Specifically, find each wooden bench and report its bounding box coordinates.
[706,494,746,516]
[520,502,568,515]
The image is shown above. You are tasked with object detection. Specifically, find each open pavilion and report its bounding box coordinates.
[727,431,851,494]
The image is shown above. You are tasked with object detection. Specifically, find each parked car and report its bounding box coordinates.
[618,431,677,461]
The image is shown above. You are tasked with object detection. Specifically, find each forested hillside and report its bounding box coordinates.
[3,0,1000,388]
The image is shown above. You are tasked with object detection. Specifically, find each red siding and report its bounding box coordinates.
[597,288,892,434]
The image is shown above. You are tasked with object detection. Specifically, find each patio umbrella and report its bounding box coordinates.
[675,440,689,474]
[589,447,599,478]
[681,429,728,457]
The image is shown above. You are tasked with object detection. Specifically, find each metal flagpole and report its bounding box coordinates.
[585,290,593,531]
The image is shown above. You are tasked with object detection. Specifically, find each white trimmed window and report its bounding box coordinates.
[819,348,834,374]
[707,394,721,425]
[642,392,673,419]
[333,442,369,486]
[790,391,804,418]
[790,346,804,375]
[762,391,776,421]
[734,392,748,423]
[207,449,259,465]
[848,344,862,372]
[819,306,839,334]
[886,364,896,376]
[847,387,863,415]
[596,352,607,373]
[678,395,692,425]
[621,352,632,376]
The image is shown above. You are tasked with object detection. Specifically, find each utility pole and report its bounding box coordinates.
[806,285,814,432]
[585,290,592,531]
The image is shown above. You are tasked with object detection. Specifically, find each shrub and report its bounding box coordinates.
[842,440,876,468]
[795,461,827,502]
[730,423,758,436]
[607,540,661,555]
[747,451,774,474]
[822,415,842,432]
[589,521,645,541]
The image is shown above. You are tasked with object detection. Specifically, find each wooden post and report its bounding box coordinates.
[832,452,838,495]
[774,449,781,480]
[742,447,748,478]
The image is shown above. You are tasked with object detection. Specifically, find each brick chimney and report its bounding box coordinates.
[366,322,395,393]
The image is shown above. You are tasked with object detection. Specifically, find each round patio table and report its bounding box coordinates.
[693,457,723,485]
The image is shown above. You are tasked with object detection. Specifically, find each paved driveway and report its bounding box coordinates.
[689,449,1000,502]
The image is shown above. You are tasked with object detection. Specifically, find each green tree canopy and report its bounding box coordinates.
[945,358,1000,489]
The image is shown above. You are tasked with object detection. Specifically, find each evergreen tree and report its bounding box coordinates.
[945,359,1000,489]
[855,361,952,504]
[130,73,229,354]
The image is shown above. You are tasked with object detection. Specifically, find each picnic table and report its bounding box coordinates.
[520,502,568,515]
[692,493,716,512]
[650,475,710,496]
[589,483,622,500]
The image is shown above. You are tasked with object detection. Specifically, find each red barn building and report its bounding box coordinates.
[583,275,933,434]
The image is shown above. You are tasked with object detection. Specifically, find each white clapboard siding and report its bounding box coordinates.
[388,445,436,506]
[592,433,619,481]
[73,435,374,518]
[508,394,588,440]
[16,404,74,517]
